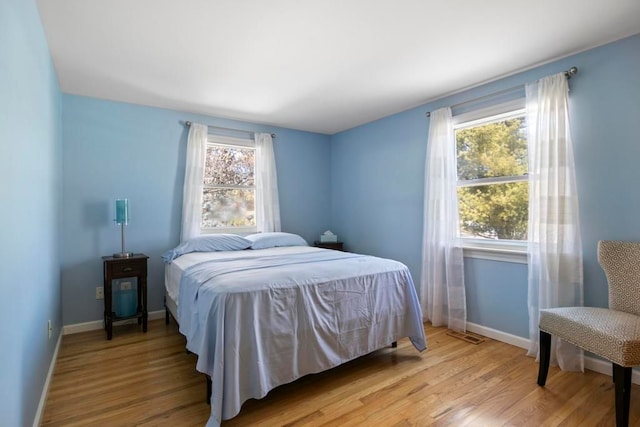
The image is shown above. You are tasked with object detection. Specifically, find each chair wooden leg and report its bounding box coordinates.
[612,363,631,427]
[537,330,551,386]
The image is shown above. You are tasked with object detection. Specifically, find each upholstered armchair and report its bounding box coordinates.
[537,240,640,427]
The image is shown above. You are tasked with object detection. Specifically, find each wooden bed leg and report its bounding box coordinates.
[206,375,212,405]
[391,341,397,348]
[164,296,170,325]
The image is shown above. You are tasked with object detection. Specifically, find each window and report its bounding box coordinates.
[201,135,257,234]
[454,100,528,254]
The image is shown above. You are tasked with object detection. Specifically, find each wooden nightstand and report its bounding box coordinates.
[102,254,149,340]
[313,241,345,251]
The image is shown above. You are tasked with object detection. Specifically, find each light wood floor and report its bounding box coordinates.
[42,319,640,426]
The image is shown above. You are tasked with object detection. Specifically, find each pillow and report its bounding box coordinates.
[245,232,308,250]
[162,234,252,262]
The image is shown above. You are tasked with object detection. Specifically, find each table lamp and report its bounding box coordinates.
[113,198,133,258]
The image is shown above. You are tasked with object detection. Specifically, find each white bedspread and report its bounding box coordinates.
[174,246,426,426]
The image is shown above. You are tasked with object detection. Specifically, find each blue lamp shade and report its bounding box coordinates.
[115,199,129,225]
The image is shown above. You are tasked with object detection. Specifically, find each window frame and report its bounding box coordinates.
[200,134,257,235]
[453,99,528,263]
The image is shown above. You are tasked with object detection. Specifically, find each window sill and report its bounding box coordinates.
[201,227,257,235]
[462,244,527,264]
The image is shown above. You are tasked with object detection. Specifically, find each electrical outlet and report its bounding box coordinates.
[48,320,52,339]
[120,281,132,290]
[96,286,104,299]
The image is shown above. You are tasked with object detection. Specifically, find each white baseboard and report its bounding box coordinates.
[33,330,62,427]
[466,321,640,385]
[466,321,530,350]
[583,355,640,384]
[62,310,166,335]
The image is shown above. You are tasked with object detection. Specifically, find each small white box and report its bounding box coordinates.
[320,234,338,243]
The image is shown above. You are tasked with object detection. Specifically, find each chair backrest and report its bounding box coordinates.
[598,240,640,315]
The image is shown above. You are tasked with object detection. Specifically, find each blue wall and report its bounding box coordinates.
[331,34,640,338]
[0,0,62,425]
[61,95,332,324]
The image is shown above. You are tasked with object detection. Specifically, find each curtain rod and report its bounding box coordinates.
[184,121,276,139]
[424,66,578,118]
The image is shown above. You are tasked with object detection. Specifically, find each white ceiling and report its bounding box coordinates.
[37,0,640,135]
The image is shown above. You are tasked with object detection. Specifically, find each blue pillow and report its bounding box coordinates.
[162,234,252,262]
[245,232,308,250]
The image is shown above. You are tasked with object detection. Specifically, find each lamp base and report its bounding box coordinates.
[113,252,134,258]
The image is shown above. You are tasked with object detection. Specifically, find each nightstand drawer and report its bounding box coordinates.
[107,258,147,279]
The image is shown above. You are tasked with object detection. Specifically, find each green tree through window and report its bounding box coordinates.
[456,115,528,240]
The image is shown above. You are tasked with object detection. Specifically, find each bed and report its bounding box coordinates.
[163,233,427,427]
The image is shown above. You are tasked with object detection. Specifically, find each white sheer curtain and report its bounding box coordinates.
[420,107,467,332]
[526,73,584,371]
[254,133,281,233]
[180,122,208,242]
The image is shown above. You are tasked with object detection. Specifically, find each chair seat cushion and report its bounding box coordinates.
[540,307,640,367]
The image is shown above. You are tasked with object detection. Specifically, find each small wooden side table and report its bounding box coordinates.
[102,254,149,340]
[313,241,345,251]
